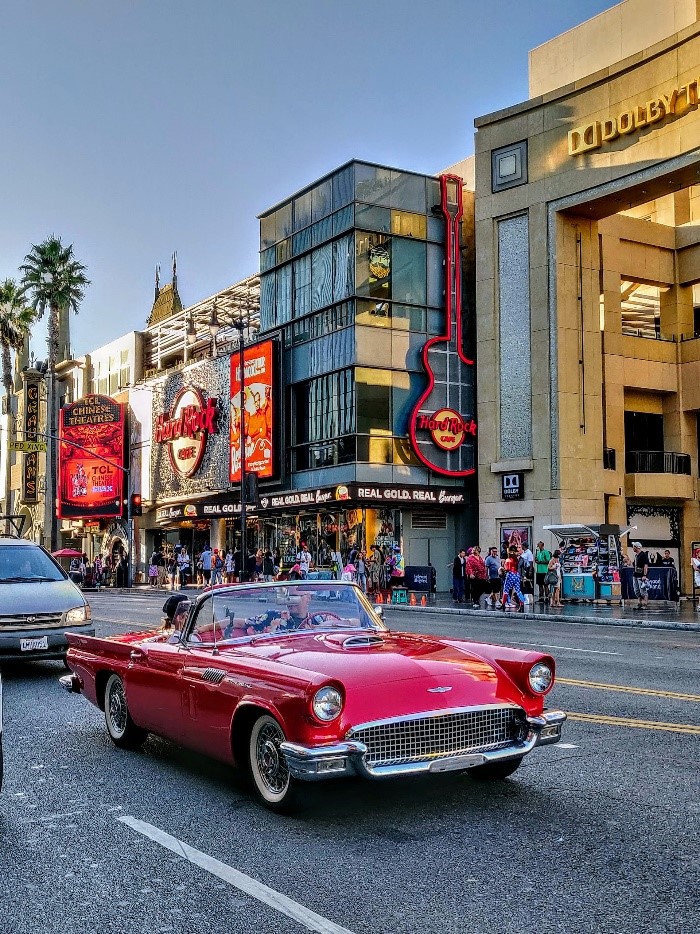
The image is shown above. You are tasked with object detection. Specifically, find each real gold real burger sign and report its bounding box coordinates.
[568,79,700,156]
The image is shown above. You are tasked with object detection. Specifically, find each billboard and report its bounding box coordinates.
[230,339,275,482]
[58,395,125,519]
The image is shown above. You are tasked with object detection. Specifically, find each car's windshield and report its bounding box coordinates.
[189,582,385,643]
[0,545,65,583]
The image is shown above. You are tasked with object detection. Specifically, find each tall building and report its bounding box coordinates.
[255,160,477,588]
[474,0,700,585]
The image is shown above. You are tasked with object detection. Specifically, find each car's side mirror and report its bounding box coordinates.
[373,604,384,619]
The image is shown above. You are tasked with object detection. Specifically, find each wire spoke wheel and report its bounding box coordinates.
[103,673,147,750]
[248,714,301,811]
[107,676,128,737]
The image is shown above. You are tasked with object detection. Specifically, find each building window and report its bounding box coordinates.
[625,411,663,452]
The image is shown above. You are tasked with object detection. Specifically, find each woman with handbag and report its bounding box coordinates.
[547,551,563,607]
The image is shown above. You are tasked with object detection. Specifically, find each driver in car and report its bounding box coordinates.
[242,590,340,635]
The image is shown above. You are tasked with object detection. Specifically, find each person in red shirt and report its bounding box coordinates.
[465,546,488,609]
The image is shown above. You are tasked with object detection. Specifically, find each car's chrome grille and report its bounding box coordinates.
[348,706,521,766]
[0,612,64,631]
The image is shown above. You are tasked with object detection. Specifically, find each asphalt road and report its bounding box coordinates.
[1,591,698,934]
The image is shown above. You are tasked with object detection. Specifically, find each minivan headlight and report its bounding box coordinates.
[312,686,343,722]
[65,605,90,624]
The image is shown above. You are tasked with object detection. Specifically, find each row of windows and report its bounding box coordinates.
[260,163,442,249]
[291,435,420,471]
[260,231,445,330]
[261,203,446,271]
[284,300,450,348]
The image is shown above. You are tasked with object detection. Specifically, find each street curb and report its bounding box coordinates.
[385,603,700,633]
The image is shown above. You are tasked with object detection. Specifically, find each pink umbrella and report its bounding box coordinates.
[52,548,84,558]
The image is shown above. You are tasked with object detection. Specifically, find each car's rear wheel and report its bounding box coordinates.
[104,673,147,750]
[247,714,303,812]
[468,757,523,781]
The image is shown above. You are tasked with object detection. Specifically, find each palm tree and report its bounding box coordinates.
[20,236,89,549]
[0,279,35,530]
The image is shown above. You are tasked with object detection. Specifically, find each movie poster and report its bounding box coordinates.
[58,395,125,519]
[230,340,275,482]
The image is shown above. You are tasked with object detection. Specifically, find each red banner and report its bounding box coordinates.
[58,395,125,519]
[230,340,274,482]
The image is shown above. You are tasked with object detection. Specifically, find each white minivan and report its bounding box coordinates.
[0,537,93,662]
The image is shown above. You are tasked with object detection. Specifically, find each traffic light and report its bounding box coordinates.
[130,493,143,516]
[244,472,259,505]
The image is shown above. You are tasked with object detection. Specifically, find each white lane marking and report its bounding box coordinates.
[119,816,356,934]
[555,744,579,749]
[510,641,621,656]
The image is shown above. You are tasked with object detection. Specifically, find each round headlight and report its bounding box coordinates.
[529,662,553,694]
[312,686,343,722]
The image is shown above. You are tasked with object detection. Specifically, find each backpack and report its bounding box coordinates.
[215,556,223,569]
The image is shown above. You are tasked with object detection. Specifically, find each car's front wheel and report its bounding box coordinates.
[104,673,147,750]
[247,714,303,812]
[468,757,523,781]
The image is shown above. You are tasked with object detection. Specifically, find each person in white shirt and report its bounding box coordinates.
[296,544,312,579]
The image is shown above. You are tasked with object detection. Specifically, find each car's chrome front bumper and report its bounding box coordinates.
[280,709,567,782]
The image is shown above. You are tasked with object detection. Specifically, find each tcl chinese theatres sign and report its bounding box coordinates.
[155,386,219,479]
[58,395,125,519]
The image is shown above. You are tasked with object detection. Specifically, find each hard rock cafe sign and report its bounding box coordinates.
[414,409,477,452]
[155,386,219,479]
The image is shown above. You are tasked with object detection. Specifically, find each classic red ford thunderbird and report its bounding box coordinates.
[60,581,566,811]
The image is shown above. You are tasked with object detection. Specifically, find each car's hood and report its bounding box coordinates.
[0,578,86,614]
[226,629,528,711]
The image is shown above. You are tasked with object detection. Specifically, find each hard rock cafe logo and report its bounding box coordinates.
[415,408,477,452]
[155,386,219,479]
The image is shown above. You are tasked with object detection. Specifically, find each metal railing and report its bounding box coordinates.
[624,450,691,475]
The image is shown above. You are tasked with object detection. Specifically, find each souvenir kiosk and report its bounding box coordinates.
[543,524,625,602]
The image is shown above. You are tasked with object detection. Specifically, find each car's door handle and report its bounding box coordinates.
[130,649,145,661]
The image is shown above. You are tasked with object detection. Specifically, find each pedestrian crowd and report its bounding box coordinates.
[451,540,563,611]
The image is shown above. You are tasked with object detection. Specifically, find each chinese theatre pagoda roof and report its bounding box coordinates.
[147,282,184,327]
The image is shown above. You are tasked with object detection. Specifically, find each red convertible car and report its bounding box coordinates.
[60,582,566,811]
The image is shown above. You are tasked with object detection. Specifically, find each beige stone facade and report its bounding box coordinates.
[474,0,700,587]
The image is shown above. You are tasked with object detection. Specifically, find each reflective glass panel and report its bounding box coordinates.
[294,191,312,231]
[355,163,392,206]
[356,368,392,434]
[391,211,426,239]
[275,203,293,242]
[293,227,312,256]
[391,171,427,213]
[333,205,353,235]
[427,243,445,308]
[312,243,333,311]
[260,213,276,249]
[332,165,354,210]
[391,238,426,305]
[312,180,333,222]
[355,203,391,233]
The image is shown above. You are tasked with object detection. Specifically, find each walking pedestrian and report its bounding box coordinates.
[484,546,502,608]
[451,549,467,603]
[502,550,526,612]
[547,551,563,607]
[466,546,487,608]
[356,551,367,593]
[535,541,552,604]
[631,541,650,610]
[200,544,212,586]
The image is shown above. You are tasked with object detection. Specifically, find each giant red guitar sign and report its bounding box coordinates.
[408,174,476,476]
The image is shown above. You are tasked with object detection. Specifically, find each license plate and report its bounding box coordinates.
[429,753,485,773]
[20,636,49,652]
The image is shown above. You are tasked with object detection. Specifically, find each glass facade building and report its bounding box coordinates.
[255,161,477,588]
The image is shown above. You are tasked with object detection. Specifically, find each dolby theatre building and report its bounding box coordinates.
[475,0,700,587]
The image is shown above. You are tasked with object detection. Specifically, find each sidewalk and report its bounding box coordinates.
[387,592,700,632]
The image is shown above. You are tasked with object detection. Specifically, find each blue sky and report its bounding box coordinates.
[0,0,615,357]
